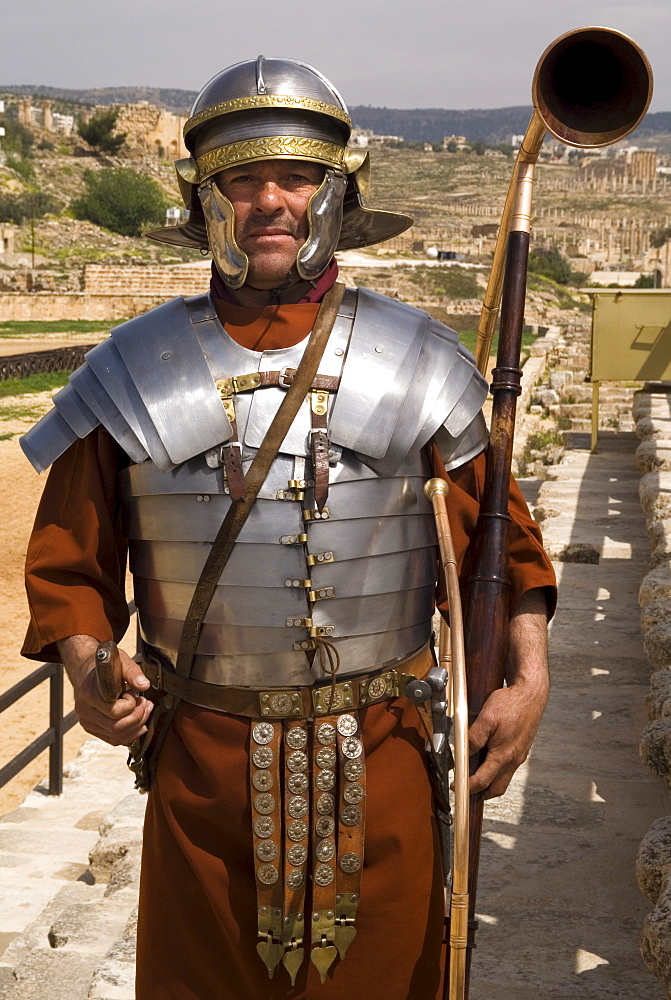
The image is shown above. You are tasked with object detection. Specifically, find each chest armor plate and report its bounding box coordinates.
[121,442,437,688]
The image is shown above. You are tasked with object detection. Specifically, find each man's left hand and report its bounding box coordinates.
[467,587,550,799]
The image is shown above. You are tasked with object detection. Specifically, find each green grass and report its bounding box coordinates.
[0,370,70,397]
[0,432,14,440]
[458,327,537,356]
[0,319,121,337]
[0,404,44,421]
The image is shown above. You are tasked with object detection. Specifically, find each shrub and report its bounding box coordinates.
[71,167,169,237]
[0,190,59,224]
[77,110,126,155]
[528,246,572,285]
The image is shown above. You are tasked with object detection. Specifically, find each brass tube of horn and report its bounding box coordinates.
[424,478,470,1000]
[474,26,653,374]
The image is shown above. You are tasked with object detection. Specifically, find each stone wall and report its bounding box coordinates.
[83,264,210,297]
[633,386,671,997]
[0,293,167,321]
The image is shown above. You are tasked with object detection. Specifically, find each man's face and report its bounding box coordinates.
[216,160,325,289]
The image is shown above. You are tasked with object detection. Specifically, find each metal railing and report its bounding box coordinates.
[0,662,78,796]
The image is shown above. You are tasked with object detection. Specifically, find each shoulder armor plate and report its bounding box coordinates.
[21,295,233,473]
[328,287,488,473]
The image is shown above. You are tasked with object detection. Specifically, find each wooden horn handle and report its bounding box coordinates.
[95,640,123,703]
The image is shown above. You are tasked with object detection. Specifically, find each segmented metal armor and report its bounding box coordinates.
[21,287,488,689]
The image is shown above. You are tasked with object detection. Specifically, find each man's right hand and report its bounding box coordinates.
[56,635,154,746]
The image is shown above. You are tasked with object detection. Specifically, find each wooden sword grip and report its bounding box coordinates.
[95,640,123,703]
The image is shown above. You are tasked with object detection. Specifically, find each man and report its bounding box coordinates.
[22,57,555,1000]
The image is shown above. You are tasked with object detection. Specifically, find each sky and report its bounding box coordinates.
[0,0,669,112]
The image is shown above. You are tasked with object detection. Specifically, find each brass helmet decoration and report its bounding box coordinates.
[145,56,413,288]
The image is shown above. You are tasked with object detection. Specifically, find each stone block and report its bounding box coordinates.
[647,673,671,722]
[89,827,143,884]
[643,620,671,670]
[636,416,671,441]
[640,871,671,996]
[98,795,145,838]
[637,816,671,903]
[650,522,671,568]
[637,440,671,474]
[640,719,671,781]
[543,541,600,564]
[640,563,671,607]
[641,598,671,632]
[548,370,573,390]
[640,472,671,521]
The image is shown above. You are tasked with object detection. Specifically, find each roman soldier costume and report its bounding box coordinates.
[22,57,555,1000]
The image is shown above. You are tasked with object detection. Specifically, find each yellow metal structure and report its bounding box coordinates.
[586,289,671,450]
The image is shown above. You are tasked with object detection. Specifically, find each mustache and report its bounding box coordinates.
[237,215,302,240]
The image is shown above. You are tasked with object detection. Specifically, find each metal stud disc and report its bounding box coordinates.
[256,840,278,862]
[343,782,365,804]
[316,769,336,791]
[316,839,335,862]
[340,805,362,826]
[336,714,357,736]
[314,864,334,886]
[287,773,309,794]
[316,723,336,745]
[287,869,305,891]
[253,816,275,838]
[343,759,364,781]
[315,747,336,769]
[316,793,335,815]
[254,793,275,815]
[341,737,362,759]
[287,819,308,841]
[252,769,273,791]
[287,751,308,773]
[287,844,308,866]
[252,746,273,768]
[339,852,362,873]
[315,815,335,838]
[257,863,279,885]
[288,796,309,819]
[252,722,275,745]
[285,728,308,750]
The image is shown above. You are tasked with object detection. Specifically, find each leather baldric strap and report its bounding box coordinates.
[174,280,346,683]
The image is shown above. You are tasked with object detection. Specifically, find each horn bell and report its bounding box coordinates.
[532,25,653,148]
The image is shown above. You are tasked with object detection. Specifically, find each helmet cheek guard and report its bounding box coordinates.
[296,169,347,282]
[198,179,248,289]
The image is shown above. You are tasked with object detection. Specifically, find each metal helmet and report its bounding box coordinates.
[145,56,413,288]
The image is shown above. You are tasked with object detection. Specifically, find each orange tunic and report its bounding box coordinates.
[23,296,556,1000]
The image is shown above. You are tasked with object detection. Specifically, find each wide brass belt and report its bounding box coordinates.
[141,644,432,719]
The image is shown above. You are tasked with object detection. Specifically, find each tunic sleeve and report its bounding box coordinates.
[22,427,130,662]
[429,442,557,619]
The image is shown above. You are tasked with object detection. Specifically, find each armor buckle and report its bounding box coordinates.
[279,367,296,388]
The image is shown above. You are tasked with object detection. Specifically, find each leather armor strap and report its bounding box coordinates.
[218,370,341,395]
[310,389,330,513]
[310,716,339,983]
[335,711,366,960]
[250,720,284,978]
[174,280,346,681]
[282,720,310,985]
[221,411,247,502]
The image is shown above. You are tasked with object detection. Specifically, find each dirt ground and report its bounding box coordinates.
[0,360,118,815]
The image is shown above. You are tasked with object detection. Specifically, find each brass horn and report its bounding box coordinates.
[431,27,653,1000]
[474,26,653,372]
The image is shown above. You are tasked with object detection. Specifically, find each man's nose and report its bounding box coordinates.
[253,182,283,212]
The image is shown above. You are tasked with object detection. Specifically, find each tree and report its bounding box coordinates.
[0,117,34,158]
[0,191,59,225]
[635,273,656,288]
[71,168,169,237]
[528,246,572,285]
[77,110,126,155]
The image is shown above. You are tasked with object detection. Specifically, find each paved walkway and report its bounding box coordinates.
[0,429,668,999]
[471,431,668,1000]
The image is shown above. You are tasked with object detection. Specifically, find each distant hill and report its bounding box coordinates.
[1,85,669,143]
